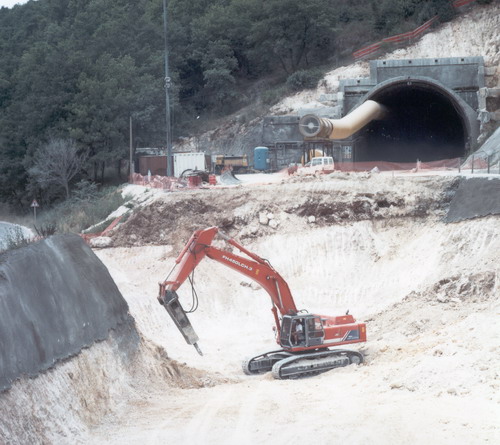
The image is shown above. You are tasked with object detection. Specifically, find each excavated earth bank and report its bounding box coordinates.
[0,173,498,444]
[111,174,459,251]
[0,235,222,445]
[86,173,499,444]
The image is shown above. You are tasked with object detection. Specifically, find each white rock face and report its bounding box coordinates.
[0,222,34,251]
[89,236,114,248]
[268,219,279,229]
[258,212,269,225]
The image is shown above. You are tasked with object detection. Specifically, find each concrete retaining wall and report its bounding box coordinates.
[0,234,130,391]
[446,177,500,223]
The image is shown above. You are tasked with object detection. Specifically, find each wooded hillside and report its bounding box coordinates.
[0,0,483,206]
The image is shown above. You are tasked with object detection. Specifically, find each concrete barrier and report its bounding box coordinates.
[0,234,130,391]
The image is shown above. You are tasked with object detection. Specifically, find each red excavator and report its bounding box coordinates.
[158,227,366,379]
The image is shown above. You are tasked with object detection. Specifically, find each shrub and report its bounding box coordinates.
[72,180,99,202]
[286,69,324,92]
[261,85,289,105]
[34,223,57,238]
[0,226,33,253]
[434,0,456,23]
[37,185,130,234]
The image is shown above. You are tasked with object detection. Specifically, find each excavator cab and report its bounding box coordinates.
[280,314,325,349]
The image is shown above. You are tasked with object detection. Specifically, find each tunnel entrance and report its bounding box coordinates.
[357,82,466,163]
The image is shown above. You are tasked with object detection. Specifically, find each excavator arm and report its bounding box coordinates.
[158,227,298,354]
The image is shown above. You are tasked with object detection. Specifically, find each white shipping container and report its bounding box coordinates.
[173,152,207,177]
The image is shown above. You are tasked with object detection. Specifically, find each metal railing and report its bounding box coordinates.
[353,0,478,60]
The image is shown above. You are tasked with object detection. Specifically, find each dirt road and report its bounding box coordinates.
[90,354,498,444]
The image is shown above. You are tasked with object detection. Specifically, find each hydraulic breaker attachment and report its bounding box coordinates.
[160,290,203,355]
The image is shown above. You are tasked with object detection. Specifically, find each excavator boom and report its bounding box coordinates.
[162,227,296,314]
[158,227,297,354]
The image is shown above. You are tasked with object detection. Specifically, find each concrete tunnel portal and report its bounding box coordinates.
[293,57,484,168]
[361,81,467,163]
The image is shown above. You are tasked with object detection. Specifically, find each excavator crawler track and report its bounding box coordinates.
[271,349,363,380]
[242,350,293,375]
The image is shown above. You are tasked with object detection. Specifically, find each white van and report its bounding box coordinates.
[310,156,334,169]
[302,156,335,174]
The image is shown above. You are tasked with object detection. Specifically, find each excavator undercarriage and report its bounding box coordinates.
[243,348,363,379]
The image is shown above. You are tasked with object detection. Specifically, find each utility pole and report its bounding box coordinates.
[163,0,173,177]
[129,116,133,182]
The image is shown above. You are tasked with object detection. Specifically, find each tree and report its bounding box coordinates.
[69,54,161,181]
[0,0,475,206]
[247,0,338,74]
[28,138,88,199]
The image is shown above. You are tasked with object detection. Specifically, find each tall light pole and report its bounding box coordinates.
[162,0,173,177]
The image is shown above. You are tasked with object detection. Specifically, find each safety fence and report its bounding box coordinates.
[460,153,500,174]
[80,214,124,244]
[353,16,438,60]
[353,0,477,60]
[128,172,205,190]
[298,155,500,175]
[452,0,477,8]
[336,157,460,173]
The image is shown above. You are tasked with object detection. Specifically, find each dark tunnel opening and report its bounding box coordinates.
[357,84,466,163]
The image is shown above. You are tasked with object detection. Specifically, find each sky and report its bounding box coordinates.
[0,0,30,8]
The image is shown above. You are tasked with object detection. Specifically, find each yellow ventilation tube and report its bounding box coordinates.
[299,100,386,140]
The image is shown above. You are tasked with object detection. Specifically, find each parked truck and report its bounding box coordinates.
[214,154,249,174]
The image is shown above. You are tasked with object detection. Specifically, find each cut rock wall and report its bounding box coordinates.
[0,234,130,391]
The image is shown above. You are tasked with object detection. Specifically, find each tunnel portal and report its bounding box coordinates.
[339,57,483,165]
[261,57,484,169]
[361,82,466,163]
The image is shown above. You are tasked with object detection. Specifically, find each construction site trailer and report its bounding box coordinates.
[173,152,209,177]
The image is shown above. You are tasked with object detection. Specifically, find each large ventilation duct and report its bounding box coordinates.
[299,100,386,140]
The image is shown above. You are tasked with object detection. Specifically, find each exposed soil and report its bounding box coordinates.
[111,173,459,251]
[85,172,499,445]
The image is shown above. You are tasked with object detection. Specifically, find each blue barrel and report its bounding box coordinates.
[254,146,269,171]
